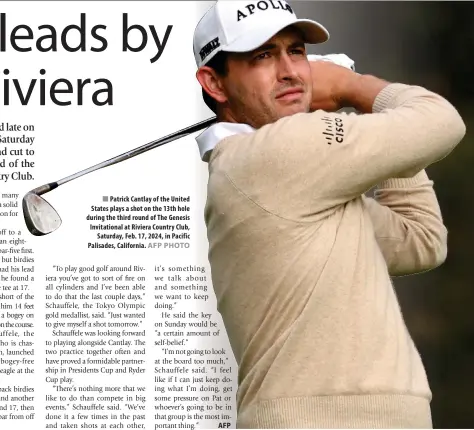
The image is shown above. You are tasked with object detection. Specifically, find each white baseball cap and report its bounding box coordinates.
[193,0,330,68]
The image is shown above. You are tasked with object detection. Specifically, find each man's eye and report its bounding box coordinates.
[255,52,270,60]
[290,49,305,56]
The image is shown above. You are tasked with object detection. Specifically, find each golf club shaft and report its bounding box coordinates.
[54,116,216,187]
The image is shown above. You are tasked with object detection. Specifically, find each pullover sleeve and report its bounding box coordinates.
[363,170,447,276]
[217,83,466,221]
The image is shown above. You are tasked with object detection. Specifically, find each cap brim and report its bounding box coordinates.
[224,18,329,53]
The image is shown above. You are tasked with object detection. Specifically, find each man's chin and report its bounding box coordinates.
[277,104,309,119]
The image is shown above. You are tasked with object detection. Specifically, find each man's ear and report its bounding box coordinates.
[196,67,228,104]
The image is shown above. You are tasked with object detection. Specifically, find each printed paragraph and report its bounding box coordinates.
[44,385,145,429]
[0,228,35,378]
[0,386,35,422]
[0,122,35,183]
[43,264,148,428]
[153,265,234,429]
[85,195,191,250]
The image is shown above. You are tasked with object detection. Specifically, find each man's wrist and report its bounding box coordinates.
[338,74,390,113]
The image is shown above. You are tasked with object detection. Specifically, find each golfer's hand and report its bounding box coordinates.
[310,60,390,113]
[309,60,357,112]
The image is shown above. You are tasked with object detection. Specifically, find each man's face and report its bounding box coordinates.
[220,27,312,129]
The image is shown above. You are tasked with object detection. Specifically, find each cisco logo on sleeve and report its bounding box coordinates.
[321,116,345,144]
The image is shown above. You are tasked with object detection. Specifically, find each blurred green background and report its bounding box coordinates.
[292,2,473,428]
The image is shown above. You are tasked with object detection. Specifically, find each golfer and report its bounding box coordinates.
[193,1,465,428]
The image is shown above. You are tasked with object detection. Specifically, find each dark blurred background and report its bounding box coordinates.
[291,2,474,428]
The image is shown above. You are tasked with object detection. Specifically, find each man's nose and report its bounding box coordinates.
[276,53,298,81]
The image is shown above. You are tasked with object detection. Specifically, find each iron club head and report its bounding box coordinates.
[23,184,61,236]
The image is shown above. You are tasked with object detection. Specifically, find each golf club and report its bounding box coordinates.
[23,116,216,236]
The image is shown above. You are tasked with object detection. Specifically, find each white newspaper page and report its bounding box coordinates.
[0,2,237,429]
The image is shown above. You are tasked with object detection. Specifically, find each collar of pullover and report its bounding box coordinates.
[196,121,255,162]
